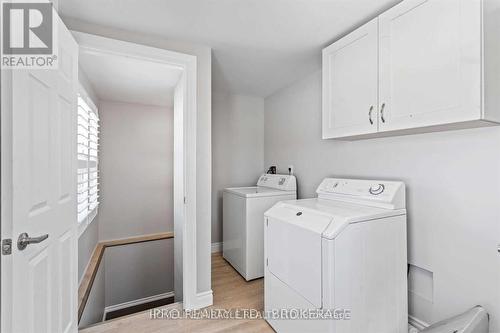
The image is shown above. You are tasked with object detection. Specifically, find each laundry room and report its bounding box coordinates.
[210,1,500,331]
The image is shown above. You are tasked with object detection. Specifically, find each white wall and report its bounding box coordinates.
[98,100,174,306]
[264,70,500,330]
[64,19,213,295]
[212,93,265,243]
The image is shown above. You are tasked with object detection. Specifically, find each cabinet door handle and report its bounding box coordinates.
[380,103,386,123]
[368,106,374,125]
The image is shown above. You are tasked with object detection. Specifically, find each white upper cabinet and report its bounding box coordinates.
[322,0,500,140]
[322,18,379,138]
[379,0,481,132]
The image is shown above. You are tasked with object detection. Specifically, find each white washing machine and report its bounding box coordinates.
[223,174,296,281]
[265,178,407,333]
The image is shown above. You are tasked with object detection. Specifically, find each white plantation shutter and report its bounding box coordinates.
[77,90,99,224]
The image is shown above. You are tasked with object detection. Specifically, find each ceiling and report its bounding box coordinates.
[62,0,400,97]
[79,50,182,107]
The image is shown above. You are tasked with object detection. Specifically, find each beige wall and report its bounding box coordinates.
[98,100,174,306]
[211,93,265,244]
[264,70,500,330]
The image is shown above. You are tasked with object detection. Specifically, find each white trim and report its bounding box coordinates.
[211,242,222,253]
[78,82,98,114]
[1,66,14,333]
[77,207,98,238]
[408,315,430,330]
[104,292,175,315]
[72,31,202,311]
[191,290,213,310]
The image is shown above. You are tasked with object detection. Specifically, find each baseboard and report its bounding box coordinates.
[193,290,213,309]
[408,314,430,330]
[104,291,175,314]
[211,242,222,253]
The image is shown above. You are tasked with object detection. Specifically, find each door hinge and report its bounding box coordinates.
[184,197,186,204]
[2,239,12,255]
[266,258,269,266]
[266,219,268,227]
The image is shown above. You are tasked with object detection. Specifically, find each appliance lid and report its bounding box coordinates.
[265,203,333,308]
[267,199,406,240]
[224,186,294,198]
[265,201,334,234]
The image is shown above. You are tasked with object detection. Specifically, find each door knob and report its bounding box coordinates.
[17,232,49,250]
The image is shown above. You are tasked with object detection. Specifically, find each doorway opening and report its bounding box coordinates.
[73,32,197,328]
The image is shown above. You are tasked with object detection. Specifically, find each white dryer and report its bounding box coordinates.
[223,174,296,281]
[264,178,407,333]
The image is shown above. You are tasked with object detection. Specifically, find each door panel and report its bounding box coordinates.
[29,74,52,210]
[322,18,379,138]
[59,231,74,333]
[11,13,79,333]
[379,0,481,131]
[30,250,50,333]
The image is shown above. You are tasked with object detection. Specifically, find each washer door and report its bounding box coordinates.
[266,205,333,308]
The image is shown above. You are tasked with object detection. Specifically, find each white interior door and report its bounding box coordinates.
[322,18,379,139]
[378,0,481,131]
[10,15,79,333]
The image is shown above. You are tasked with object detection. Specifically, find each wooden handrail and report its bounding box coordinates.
[78,232,174,323]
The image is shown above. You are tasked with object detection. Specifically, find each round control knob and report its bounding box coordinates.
[369,184,385,195]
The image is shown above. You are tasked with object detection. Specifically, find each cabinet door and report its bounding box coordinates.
[322,18,379,139]
[379,0,481,132]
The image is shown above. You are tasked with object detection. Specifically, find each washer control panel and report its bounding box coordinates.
[316,178,405,209]
[257,174,296,191]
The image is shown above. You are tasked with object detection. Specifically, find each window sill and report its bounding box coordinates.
[78,209,98,238]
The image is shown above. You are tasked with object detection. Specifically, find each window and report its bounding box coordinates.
[77,88,99,226]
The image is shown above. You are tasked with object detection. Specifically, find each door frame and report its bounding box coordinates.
[71,31,200,310]
[1,61,15,333]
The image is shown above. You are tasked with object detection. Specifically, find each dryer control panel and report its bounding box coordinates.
[257,174,296,192]
[316,178,405,210]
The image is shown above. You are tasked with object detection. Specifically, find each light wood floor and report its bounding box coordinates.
[80,253,274,333]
